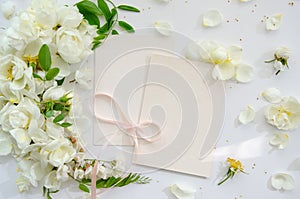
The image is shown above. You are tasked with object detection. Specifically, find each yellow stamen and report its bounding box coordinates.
[23,55,38,64]
[227,157,244,171]
[7,66,13,80]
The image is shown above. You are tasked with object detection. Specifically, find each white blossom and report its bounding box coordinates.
[1,1,16,19]
[239,106,255,124]
[169,184,196,199]
[262,88,282,104]
[269,133,289,149]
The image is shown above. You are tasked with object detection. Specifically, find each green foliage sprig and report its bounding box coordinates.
[75,0,140,49]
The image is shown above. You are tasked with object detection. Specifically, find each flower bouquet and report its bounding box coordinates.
[0,0,149,198]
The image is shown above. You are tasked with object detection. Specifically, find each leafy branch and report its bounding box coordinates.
[76,0,140,49]
[78,173,151,193]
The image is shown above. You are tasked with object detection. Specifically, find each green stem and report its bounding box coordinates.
[264,59,275,63]
[217,171,233,186]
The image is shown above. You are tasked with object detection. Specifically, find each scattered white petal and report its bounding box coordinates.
[271,173,295,191]
[235,63,254,83]
[239,106,255,124]
[75,66,93,90]
[269,133,289,149]
[262,88,282,103]
[240,0,252,2]
[198,41,220,63]
[212,62,235,80]
[185,42,202,61]
[227,45,243,64]
[0,1,15,20]
[154,21,173,36]
[203,10,223,27]
[169,184,196,199]
[266,14,283,31]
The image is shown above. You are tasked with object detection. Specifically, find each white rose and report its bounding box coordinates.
[0,82,23,104]
[0,130,12,155]
[16,175,31,192]
[57,6,83,28]
[41,138,76,167]
[44,170,61,191]
[56,165,69,182]
[0,97,41,132]
[0,55,30,90]
[265,97,300,130]
[1,1,16,20]
[43,86,67,101]
[30,0,57,29]
[56,27,89,64]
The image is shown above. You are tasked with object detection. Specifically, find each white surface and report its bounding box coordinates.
[1,0,300,199]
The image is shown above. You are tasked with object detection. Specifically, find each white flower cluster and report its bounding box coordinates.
[0,0,98,193]
[186,41,254,83]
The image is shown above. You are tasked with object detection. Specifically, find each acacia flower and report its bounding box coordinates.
[265,47,290,75]
[218,158,247,185]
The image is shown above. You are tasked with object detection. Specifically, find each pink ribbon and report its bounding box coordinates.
[91,93,161,199]
[94,93,161,147]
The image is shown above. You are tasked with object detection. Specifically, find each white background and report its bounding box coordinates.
[1,0,300,198]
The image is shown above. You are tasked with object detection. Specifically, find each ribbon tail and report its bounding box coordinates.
[91,161,99,199]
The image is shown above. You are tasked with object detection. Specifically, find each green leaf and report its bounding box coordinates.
[45,68,60,81]
[117,5,140,13]
[97,0,111,21]
[59,122,72,128]
[118,21,134,33]
[94,34,107,40]
[108,8,117,27]
[53,114,65,123]
[79,183,90,193]
[53,103,64,111]
[33,73,43,80]
[38,44,52,71]
[76,0,102,16]
[92,40,102,50]
[98,23,109,34]
[45,110,54,118]
[83,12,100,27]
[112,29,119,35]
[56,77,65,86]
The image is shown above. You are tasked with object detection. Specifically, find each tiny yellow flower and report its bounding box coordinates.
[218,157,247,185]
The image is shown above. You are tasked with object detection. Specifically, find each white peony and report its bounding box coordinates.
[42,86,67,101]
[56,165,69,182]
[41,138,76,167]
[265,97,300,130]
[56,27,92,64]
[74,168,85,180]
[57,6,83,28]
[30,0,57,29]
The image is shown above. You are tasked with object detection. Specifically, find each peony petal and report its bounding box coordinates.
[239,105,255,124]
[169,184,196,199]
[212,62,235,80]
[210,46,227,64]
[235,63,254,83]
[154,21,173,36]
[271,173,295,191]
[203,10,223,27]
[262,88,282,104]
[269,133,289,149]
[266,14,283,31]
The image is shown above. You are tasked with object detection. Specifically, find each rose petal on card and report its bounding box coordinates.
[262,88,282,104]
[235,63,254,83]
[271,173,295,191]
[269,133,289,149]
[266,14,283,31]
[154,21,173,36]
[203,10,223,27]
[239,106,255,124]
[170,184,196,199]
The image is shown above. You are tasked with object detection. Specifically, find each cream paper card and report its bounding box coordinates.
[132,54,214,177]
